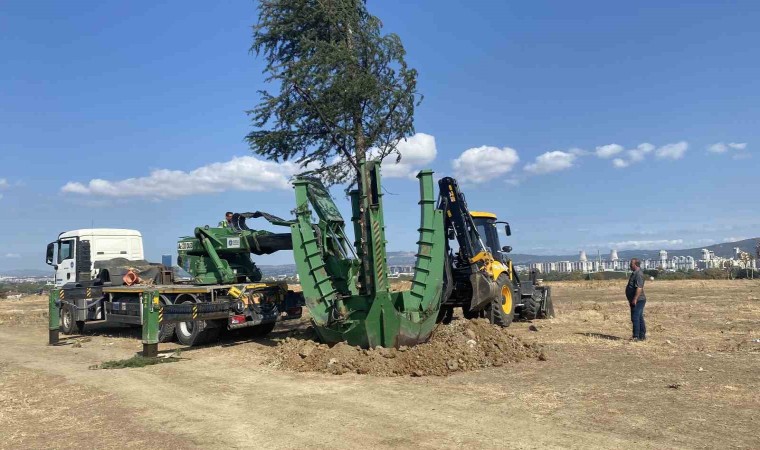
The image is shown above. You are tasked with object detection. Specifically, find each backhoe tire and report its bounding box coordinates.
[519,293,540,321]
[463,307,483,320]
[60,305,77,335]
[539,288,555,319]
[488,274,516,327]
[437,306,454,324]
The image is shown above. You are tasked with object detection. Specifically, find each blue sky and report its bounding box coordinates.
[1,0,759,271]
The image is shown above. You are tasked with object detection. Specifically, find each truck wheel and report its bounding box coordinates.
[174,295,210,346]
[488,274,515,327]
[60,305,77,335]
[519,293,540,321]
[249,321,276,338]
[158,296,175,343]
[176,319,202,346]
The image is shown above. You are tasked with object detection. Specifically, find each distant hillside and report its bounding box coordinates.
[259,264,297,277]
[0,269,50,278]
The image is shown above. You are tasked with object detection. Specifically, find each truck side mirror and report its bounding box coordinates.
[504,224,511,236]
[46,242,55,266]
[502,246,512,253]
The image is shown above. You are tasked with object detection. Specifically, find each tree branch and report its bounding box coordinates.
[292,83,359,173]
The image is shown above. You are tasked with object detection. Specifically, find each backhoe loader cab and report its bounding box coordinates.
[469,211,555,321]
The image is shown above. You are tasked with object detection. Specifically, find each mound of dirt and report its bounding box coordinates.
[269,319,544,376]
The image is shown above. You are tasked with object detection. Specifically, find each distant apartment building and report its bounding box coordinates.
[530,249,700,274]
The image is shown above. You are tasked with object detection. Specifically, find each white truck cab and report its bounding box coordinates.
[46,229,144,287]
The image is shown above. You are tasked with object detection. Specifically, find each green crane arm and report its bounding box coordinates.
[194,227,236,284]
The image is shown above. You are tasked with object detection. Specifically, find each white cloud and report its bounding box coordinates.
[379,133,437,179]
[524,151,576,174]
[595,144,624,159]
[607,239,684,249]
[655,141,688,160]
[708,142,748,154]
[707,143,728,154]
[452,145,519,183]
[4,253,20,258]
[62,156,302,198]
[733,153,752,160]
[0,178,8,189]
[627,143,655,162]
[612,158,629,169]
[569,148,589,156]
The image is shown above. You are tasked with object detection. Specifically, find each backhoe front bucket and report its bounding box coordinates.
[290,163,445,348]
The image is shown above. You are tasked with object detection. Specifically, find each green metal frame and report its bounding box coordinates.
[141,290,160,357]
[290,161,445,348]
[48,289,60,345]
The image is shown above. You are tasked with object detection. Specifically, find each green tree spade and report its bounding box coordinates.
[246,0,420,185]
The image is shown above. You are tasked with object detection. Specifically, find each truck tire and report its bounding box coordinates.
[249,321,276,338]
[519,293,540,321]
[158,296,175,343]
[60,305,77,335]
[488,274,515,327]
[175,319,201,346]
[174,295,217,346]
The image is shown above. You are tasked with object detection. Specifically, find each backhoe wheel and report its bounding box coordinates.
[60,305,77,335]
[519,293,540,321]
[437,306,454,324]
[462,307,482,320]
[488,274,515,327]
[539,288,555,319]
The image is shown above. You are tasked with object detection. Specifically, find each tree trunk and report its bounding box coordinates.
[355,121,372,294]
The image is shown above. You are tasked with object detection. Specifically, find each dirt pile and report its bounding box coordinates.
[269,318,544,376]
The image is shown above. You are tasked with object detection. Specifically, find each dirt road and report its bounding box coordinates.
[1,279,758,449]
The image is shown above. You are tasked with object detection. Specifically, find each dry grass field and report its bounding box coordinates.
[1,279,758,449]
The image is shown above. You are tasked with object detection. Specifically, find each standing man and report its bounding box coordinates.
[219,212,233,228]
[626,258,646,341]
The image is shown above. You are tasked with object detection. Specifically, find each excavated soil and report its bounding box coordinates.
[269,318,544,376]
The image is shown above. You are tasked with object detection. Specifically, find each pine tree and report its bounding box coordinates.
[247,0,420,185]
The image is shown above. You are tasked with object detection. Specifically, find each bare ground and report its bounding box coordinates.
[1,279,758,449]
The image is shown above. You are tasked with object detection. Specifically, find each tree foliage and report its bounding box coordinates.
[247,0,420,184]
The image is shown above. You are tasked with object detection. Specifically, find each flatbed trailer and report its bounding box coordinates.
[48,281,304,351]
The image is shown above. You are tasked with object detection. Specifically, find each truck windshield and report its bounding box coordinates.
[58,240,73,263]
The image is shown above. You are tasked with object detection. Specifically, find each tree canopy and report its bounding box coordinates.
[247,0,420,185]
